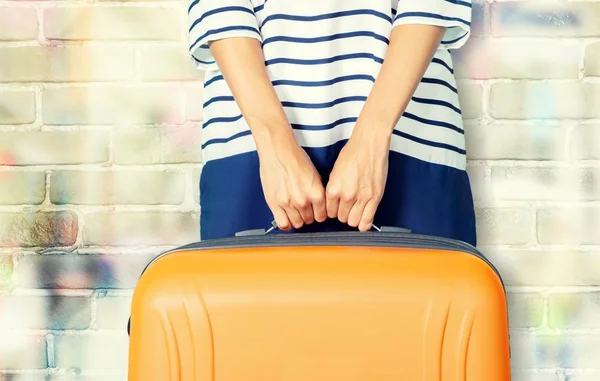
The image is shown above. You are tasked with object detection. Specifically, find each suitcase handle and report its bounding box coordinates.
[235,220,411,237]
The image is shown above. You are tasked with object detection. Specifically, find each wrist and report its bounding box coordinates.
[351,117,394,148]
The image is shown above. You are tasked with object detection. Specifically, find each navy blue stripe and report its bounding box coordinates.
[411,97,461,115]
[202,127,466,154]
[442,31,469,45]
[445,0,472,8]
[205,74,224,87]
[204,74,453,95]
[282,96,367,109]
[266,52,383,66]
[203,114,244,128]
[431,57,454,74]
[202,130,252,149]
[203,96,234,108]
[191,54,215,66]
[402,112,464,134]
[189,6,254,31]
[395,12,470,27]
[420,77,458,93]
[188,0,199,14]
[263,30,389,46]
[254,4,264,13]
[272,74,375,87]
[291,117,358,131]
[262,9,392,27]
[392,130,466,155]
[190,25,261,52]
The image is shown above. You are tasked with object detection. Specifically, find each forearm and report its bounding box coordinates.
[353,24,445,140]
[210,37,296,149]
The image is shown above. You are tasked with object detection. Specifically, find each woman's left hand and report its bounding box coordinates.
[325,126,391,232]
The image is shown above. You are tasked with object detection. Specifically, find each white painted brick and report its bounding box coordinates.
[475,208,532,245]
[113,126,202,165]
[0,171,46,205]
[470,2,487,38]
[0,132,108,165]
[50,170,186,205]
[465,124,567,161]
[481,248,600,287]
[0,89,36,125]
[537,207,600,245]
[512,372,560,381]
[510,334,600,369]
[17,254,157,289]
[54,332,129,371]
[0,255,14,290]
[466,164,488,201]
[492,2,600,37]
[507,293,544,328]
[0,211,78,247]
[0,334,47,369]
[160,125,203,163]
[192,167,201,204]
[570,124,600,160]
[96,295,133,329]
[455,38,580,79]
[565,374,600,381]
[585,42,600,77]
[549,292,600,329]
[139,45,203,81]
[456,82,482,119]
[0,7,38,41]
[44,7,181,41]
[491,167,600,201]
[0,46,135,82]
[186,84,205,122]
[0,295,90,329]
[42,86,184,125]
[83,212,198,246]
[46,377,126,381]
[490,83,600,119]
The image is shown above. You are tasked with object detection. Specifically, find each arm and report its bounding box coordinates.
[326,1,472,232]
[210,37,328,230]
[188,0,326,230]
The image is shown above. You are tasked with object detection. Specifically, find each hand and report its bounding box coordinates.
[325,128,390,232]
[256,130,327,231]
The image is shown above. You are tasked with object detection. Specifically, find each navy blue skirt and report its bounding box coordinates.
[199,142,477,246]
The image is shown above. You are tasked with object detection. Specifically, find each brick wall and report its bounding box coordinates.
[0,0,598,380]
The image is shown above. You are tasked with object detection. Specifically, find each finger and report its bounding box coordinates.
[284,205,304,229]
[272,206,292,231]
[326,186,341,219]
[294,197,315,225]
[311,197,327,223]
[309,186,327,223]
[358,199,379,232]
[337,192,356,224]
[347,197,368,228]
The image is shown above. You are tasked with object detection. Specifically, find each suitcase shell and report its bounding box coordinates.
[128,232,511,381]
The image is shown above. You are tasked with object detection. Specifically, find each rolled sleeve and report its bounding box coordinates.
[393,0,472,50]
[188,0,262,71]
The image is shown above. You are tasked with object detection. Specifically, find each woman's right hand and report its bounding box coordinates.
[255,129,327,231]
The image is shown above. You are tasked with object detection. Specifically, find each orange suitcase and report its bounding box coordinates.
[127,230,511,381]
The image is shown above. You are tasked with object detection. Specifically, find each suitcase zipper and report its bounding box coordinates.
[138,232,505,292]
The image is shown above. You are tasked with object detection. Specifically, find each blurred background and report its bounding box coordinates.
[0,0,599,380]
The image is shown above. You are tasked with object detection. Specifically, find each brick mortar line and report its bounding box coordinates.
[0,2,186,8]
[506,286,600,293]
[0,164,203,171]
[7,288,95,296]
[466,160,600,167]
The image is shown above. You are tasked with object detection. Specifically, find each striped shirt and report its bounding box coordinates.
[188,0,472,169]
